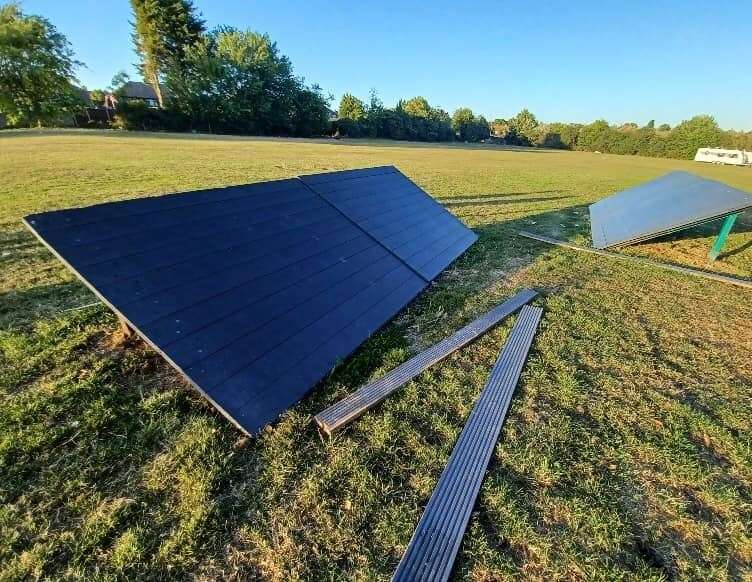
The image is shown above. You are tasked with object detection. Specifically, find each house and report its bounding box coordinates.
[117,82,162,108]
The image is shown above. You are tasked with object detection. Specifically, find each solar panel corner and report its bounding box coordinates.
[23,167,475,435]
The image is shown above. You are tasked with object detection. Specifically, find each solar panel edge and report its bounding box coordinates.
[23,177,306,232]
[589,171,752,249]
[22,216,253,436]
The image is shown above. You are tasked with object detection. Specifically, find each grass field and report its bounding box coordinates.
[1,130,751,581]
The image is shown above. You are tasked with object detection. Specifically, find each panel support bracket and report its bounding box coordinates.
[708,213,738,261]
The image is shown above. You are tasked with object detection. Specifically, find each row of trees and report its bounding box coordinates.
[2,2,751,159]
[490,111,752,160]
[334,92,489,143]
[334,92,752,161]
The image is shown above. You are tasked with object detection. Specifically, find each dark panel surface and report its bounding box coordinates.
[590,171,752,249]
[24,177,428,434]
[315,288,537,435]
[300,166,477,280]
[392,305,542,582]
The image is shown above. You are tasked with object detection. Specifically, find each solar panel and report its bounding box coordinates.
[301,166,478,280]
[590,171,752,249]
[24,168,474,434]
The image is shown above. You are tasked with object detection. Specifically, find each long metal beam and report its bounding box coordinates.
[314,289,537,436]
[517,230,752,289]
[392,305,543,582]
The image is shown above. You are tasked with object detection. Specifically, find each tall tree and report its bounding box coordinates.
[0,2,82,126]
[508,108,540,145]
[338,93,365,120]
[165,27,329,136]
[130,0,204,107]
[402,96,431,119]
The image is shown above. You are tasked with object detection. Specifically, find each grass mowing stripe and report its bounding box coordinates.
[393,306,542,581]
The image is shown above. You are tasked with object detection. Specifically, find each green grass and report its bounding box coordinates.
[1,129,751,581]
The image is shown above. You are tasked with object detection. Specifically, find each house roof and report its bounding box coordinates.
[120,81,159,100]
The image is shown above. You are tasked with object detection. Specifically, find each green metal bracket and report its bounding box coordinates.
[708,213,738,261]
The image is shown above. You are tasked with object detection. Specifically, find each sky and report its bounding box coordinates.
[22,0,752,130]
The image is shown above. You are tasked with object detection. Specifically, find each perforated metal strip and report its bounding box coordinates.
[392,305,543,582]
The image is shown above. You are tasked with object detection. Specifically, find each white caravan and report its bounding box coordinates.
[694,147,752,166]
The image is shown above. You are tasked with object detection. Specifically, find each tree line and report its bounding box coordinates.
[1,1,751,160]
[334,96,752,160]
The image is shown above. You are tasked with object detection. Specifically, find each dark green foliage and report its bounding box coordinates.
[539,122,581,149]
[665,115,724,159]
[164,27,330,136]
[0,3,83,126]
[130,0,204,107]
[451,107,489,142]
[111,100,177,131]
[569,115,737,159]
[334,93,453,142]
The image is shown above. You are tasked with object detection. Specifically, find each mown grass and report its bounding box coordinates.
[1,129,751,581]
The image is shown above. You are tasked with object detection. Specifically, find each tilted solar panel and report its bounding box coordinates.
[300,166,478,280]
[24,167,474,434]
[590,171,752,249]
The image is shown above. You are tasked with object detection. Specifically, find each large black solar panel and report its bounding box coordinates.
[301,166,478,280]
[24,167,474,434]
[590,171,752,249]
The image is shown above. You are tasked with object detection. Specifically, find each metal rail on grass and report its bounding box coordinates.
[392,305,543,582]
[314,288,537,436]
[517,230,752,289]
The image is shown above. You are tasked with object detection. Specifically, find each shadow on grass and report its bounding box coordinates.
[0,281,96,330]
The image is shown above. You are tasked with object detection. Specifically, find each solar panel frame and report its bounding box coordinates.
[589,171,752,249]
[23,167,475,435]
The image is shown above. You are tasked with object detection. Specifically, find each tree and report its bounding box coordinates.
[165,27,329,136]
[338,93,365,121]
[644,119,655,129]
[452,108,487,142]
[402,96,431,118]
[508,108,539,145]
[130,0,204,108]
[658,123,671,131]
[363,88,383,137]
[666,115,724,159]
[0,3,83,126]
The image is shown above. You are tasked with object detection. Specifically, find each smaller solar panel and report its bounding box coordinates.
[590,171,752,249]
[301,166,478,280]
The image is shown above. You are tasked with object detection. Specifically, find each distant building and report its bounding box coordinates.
[694,147,752,166]
[117,81,161,108]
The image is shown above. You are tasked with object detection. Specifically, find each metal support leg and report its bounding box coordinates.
[708,214,738,261]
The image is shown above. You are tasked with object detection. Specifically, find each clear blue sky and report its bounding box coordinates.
[23,0,752,130]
